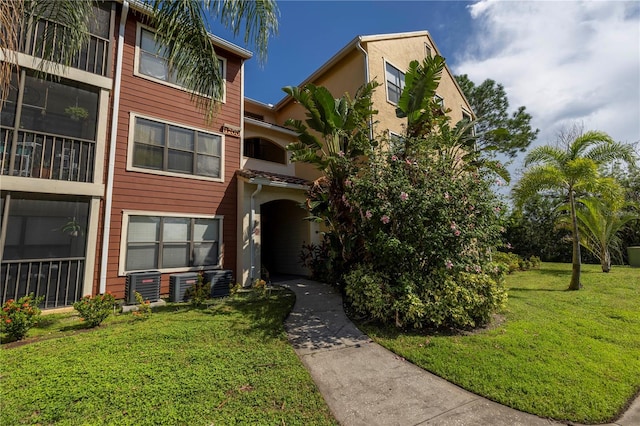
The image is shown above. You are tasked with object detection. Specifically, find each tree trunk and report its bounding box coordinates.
[601,248,611,273]
[568,190,582,290]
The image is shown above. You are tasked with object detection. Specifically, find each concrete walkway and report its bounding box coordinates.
[278,277,640,426]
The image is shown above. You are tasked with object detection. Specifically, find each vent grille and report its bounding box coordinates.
[125,271,161,305]
[203,270,233,298]
[169,272,199,302]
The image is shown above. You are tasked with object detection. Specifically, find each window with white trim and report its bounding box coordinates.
[389,130,405,154]
[425,44,432,58]
[385,62,405,104]
[132,116,222,178]
[136,26,226,98]
[124,213,221,272]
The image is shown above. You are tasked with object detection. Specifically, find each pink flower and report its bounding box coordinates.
[454,229,461,236]
[391,155,398,161]
[496,162,503,168]
[365,210,372,219]
[506,242,512,249]
[468,204,475,211]
[493,206,501,213]
[406,159,412,165]
[400,191,408,201]
[381,215,390,224]
[474,265,482,273]
[445,260,453,270]
[495,179,503,186]
[338,150,345,157]
[450,222,457,230]
[444,192,450,200]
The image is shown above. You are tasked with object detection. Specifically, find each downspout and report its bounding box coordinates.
[249,183,262,283]
[99,0,129,293]
[356,38,373,140]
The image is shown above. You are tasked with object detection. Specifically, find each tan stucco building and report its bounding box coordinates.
[237,30,474,286]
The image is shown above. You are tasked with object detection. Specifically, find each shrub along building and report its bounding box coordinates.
[1,0,472,308]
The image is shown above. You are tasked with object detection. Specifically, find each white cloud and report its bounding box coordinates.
[454,0,640,151]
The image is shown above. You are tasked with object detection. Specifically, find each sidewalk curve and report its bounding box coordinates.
[278,277,639,426]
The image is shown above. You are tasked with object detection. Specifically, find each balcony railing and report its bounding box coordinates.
[0,126,95,183]
[1,258,85,309]
[17,16,111,77]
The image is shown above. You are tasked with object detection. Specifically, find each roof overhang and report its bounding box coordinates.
[244,117,299,137]
[237,169,310,191]
[125,0,253,59]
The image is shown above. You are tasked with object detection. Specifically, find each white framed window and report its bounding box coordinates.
[388,130,405,154]
[128,113,224,181]
[134,24,226,101]
[119,210,223,275]
[385,61,405,105]
[425,44,432,58]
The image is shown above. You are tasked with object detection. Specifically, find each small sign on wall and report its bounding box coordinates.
[222,124,241,137]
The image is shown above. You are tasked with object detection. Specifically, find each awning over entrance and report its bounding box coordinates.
[236,169,311,189]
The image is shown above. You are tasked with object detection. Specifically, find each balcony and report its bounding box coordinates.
[15,3,112,77]
[1,258,85,309]
[0,126,95,183]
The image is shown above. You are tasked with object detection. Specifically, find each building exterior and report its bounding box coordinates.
[237,31,473,286]
[1,4,472,307]
[1,1,250,307]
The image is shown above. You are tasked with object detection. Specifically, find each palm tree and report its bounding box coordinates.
[558,194,639,272]
[283,82,379,277]
[1,0,279,118]
[513,130,635,289]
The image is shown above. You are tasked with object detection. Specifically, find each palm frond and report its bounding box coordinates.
[524,145,565,168]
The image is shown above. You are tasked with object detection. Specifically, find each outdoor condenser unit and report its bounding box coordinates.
[169,272,199,302]
[125,271,161,305]
[203,270,233,298]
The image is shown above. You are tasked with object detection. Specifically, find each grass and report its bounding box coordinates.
[359,263,640,424]
[1,288,337,426]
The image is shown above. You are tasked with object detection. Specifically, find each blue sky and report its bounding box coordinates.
[215,1,640,182]
[218,1,475,104]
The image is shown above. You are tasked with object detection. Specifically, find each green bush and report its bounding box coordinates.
[132,292,152,320]
[344,265,392,322]
[73,293,116,327]
[345,265,507,330]
[185,274,210,307]
[1,293,44,341]
[493,251,541,273]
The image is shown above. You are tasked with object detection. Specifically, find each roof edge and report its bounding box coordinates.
[125,0,253,59]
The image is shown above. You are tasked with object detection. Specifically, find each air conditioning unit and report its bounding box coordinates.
[169,272,199,302]
[203,270,233,298]
[125,271,161,305]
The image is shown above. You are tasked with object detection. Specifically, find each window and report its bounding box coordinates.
[131,116,222,179]
[425,44,432,58]
[138,28,180,84]
[136,26,226,97]
[434,94,444,108]
[385,62,405,104]
[124,213,221,272]
[389,131,405,155]
[244,137,286,164]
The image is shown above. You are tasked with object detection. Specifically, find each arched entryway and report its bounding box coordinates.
[260,199,308,278]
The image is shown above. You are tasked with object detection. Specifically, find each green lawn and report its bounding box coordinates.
[360,263,640,424]
[1,288,337,425]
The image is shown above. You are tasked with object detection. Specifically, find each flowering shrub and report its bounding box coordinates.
[73,293,116,327]
[1,293,44,341]
[338,136,509,329]
[132,291,152,320]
